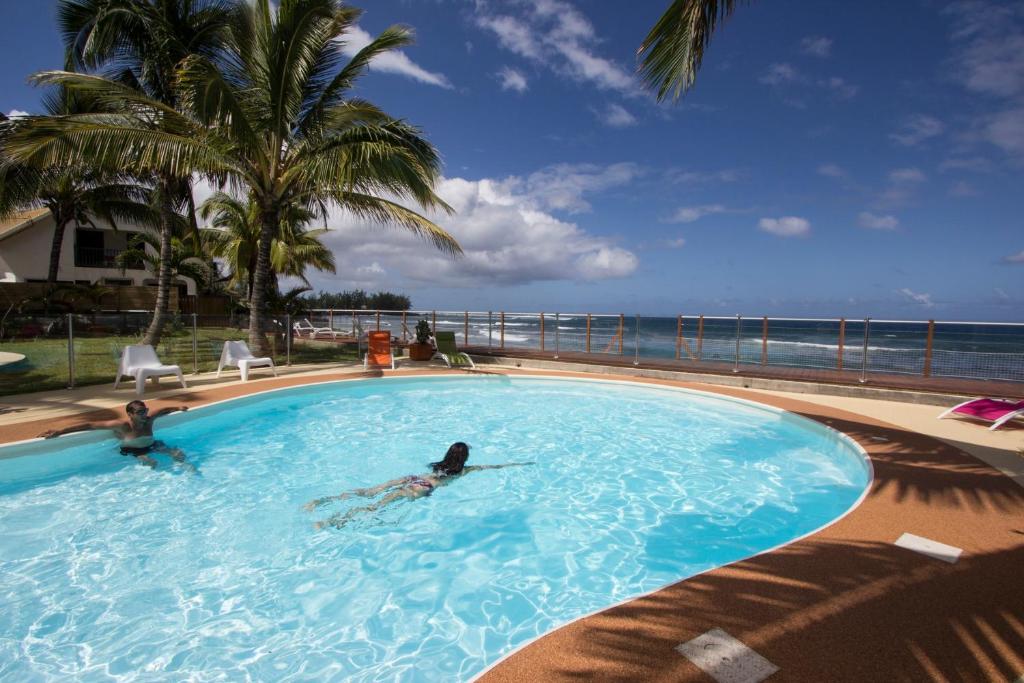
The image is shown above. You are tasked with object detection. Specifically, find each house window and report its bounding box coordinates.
[74,228,144,269]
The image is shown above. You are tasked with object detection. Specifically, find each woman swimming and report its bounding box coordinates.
[306,442,533,529]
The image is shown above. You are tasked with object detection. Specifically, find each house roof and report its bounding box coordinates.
[0,208,52,242]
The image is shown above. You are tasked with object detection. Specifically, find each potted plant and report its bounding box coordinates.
[408,319,435,361]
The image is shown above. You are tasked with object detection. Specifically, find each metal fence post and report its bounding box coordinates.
[633,314,640,366]
[585,314,591,353]
[286,313,292,366]
[554,312,560,359]
[733,314,742,372]
[66,313,75,389]
[697,314,704,361]
[488,311,493,349]
[540,312,545,351]
[761,316,768,365]
[192,313,199,374]
[837,318,846,370]
[675,315,682,360]
[923,319,935,377]
[860,318,871,383]
[500,311,505,349]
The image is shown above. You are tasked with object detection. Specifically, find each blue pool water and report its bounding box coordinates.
[0,376,869,681]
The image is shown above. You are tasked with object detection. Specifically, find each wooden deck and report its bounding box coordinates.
[463,346,1024,400]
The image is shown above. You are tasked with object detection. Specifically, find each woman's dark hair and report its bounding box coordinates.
[430,442,470,475]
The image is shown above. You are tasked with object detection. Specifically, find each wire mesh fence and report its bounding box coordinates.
[1,310,1021,397]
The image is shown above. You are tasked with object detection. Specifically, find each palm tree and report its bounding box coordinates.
[638,0,744,102]
[55,0,233,346]
[0,90,153,283]
[200,192,335,303]
[9,0,460,356]
[115,229,212,293]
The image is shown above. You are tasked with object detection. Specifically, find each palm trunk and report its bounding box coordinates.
[47,213,70,283]
[248,205,277,357]
[142,195,176,347]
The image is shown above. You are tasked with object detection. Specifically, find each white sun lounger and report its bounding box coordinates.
[293,318,337,339]
[216,340,277,382]
[114,344,188,396]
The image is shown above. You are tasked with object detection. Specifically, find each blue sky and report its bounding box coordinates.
[2,1,1023,320]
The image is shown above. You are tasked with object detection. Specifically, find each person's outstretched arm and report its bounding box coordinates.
[465,462,535,473]
[152,405,190,419]
[39,419,120,439]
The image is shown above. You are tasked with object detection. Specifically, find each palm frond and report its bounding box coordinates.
[336,192,461,256]
[638,0,744,102]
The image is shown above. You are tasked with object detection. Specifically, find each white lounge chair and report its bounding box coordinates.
[114,344,188,396]
[293,318,336,339]
[216,340,277,382]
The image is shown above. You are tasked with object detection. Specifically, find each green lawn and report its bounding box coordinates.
[0,327,359,397]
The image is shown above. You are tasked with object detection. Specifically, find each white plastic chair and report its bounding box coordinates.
[216,340,277,382]
[114,344,188,396]
[292,318,337,339]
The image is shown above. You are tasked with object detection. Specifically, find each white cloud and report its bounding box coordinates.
[759,63,801,85]
[497,66,528,93]
[6,109,29,119]
[945,2,1024,98]
[817,163,846,178]
[858,212,899,230]
[800,36,833,57]
[475,1,638,96]
[311,170,639,288]
[889,114,944,146]
[669,168,743,184]
[494,162,643,214]
[819,76,858,99]
[664,237,686,248]
[667,204,727,223]
[888,167,926,183]
[949,180,979,197]
[475,14,542,59]
[898,288,934,307]
[938,156,994,173]
[597,103,637,127]
[944,2,1024,162]
[758,216,810,237]
[339,26,452,89]
[760,64,857,100]
[983,107,1024,156]
[1004,250,1024,264]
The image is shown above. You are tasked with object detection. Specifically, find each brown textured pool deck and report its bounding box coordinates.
[2,367,1023,682]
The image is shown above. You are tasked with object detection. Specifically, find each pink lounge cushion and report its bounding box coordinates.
[952,399,1024,421]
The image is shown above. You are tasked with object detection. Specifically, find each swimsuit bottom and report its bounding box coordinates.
[120,440,163,456]
[407,477,435,491]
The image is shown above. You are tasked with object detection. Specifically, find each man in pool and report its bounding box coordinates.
[40,400,190,468]
[306,442,533,528]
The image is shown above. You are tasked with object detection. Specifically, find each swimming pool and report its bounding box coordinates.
[0,376,870,681]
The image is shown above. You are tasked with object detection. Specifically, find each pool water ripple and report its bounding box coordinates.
[0,376,868,681]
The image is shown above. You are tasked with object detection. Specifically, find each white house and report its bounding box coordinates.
[0,208,197,298]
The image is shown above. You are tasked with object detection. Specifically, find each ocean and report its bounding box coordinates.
[319,312,1024,384]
